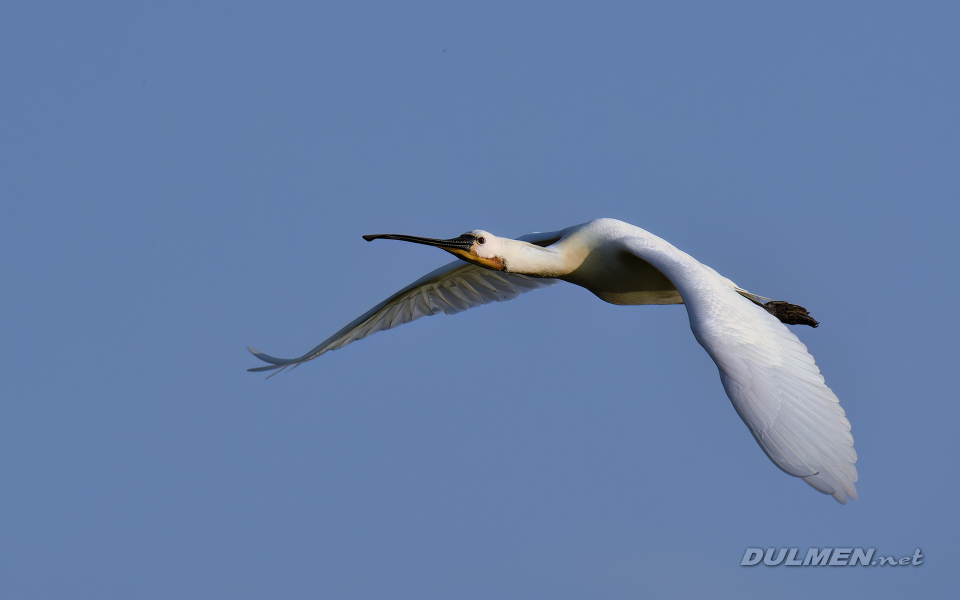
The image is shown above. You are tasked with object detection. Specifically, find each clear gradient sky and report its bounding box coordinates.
[2,2,958,598]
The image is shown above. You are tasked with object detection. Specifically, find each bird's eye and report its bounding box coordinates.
[476,236,485,244]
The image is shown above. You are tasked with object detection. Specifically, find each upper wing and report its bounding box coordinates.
[619,237,857,502]
[247,231,561,374]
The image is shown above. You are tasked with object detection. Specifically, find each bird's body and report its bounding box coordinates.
[249,218,857,503]
[531,220,685,305]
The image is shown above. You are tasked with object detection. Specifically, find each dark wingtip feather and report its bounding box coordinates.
[247,364,283,372]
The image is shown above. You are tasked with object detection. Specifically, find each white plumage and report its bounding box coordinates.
[249,218,857,503]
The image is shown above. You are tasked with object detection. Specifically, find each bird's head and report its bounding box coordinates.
[362,230,506,271]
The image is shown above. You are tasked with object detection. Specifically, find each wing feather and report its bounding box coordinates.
[248,232,560,374]
[708,296,858,502]
[619,237,857,503]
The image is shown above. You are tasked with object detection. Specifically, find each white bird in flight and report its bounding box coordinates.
[248,218,857,503]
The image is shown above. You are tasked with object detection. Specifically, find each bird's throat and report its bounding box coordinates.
[444,248,505,271]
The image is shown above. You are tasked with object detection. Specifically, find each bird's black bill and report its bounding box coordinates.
[362,233,477,250]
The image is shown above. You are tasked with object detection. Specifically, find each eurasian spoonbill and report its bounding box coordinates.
[248,218,857,503]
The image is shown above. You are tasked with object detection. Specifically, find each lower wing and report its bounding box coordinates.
[618,236,857,502]
[694,284,858,502]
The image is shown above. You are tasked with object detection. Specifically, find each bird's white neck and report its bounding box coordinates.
[496,238,579,278]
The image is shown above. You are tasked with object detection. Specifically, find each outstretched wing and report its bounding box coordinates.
[619,237,857,502]
[706,299,857,503]
[248,231,561,374]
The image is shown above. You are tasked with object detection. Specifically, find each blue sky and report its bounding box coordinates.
[2,2,958,598]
